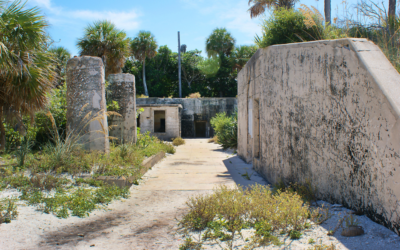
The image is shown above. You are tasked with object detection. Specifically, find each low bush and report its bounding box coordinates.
[208,136,218,143]
[210,112,237,149]
[178,184,323,249]
[172,137,185,146]
[0,199,18,224]
[186,92,201,98]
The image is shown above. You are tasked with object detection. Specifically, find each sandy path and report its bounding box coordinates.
[1,139,399,249]
[0,139,262,250]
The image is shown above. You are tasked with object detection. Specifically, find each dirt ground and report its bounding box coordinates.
[0,139,399,250]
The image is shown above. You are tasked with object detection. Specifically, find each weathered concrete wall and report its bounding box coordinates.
[137,104,181,140]
[66,56,109,153]
[108,73,136,144]
[238,38,400,234]
[136,98,237,138]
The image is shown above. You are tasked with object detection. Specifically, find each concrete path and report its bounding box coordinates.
[0,139,266,250]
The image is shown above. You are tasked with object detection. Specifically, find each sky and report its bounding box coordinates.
[25,0,383,57]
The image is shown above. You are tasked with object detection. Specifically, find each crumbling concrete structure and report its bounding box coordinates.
[137,104,182,140]
[136,98,237,138]
[108,73,137,144]
[66,56,109,153]
[238,38,400,234]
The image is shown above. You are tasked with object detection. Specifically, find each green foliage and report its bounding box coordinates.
[0,199,18,224]
[77,20,130,77]
[210,112,237,149]
[309,238,316,244]
[179,184,317,249]
[256,8,324,48]
[172,137,186,146]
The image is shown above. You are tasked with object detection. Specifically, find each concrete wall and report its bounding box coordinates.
[136,98,237,138]
[238,38,400,235]
[108,73,136,144]
[66,56,109,153]
[137,104,181,140]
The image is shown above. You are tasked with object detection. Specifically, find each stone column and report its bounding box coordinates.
[108,73,137,144]
[66,56,110,153]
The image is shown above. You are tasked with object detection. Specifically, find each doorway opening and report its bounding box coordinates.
[137,114,140,128]
[195,121,206,137]
[154,110,166,133]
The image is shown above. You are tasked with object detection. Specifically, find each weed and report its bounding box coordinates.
[172,137,185,146]
[0,199,18,224]
[164,142,176,154]
[179,237,202,250]
[14,137,34,168]
[344,214,359,228]
[75,178,104,187]
[208,136,218,143]
[241,171,252,180]
[307,241,337,250]
[308,238,316,244]
[290,230,302,239]
[186,92,201,98]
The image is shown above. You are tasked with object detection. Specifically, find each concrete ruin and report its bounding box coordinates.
[108,73,137,144]
[66,56,109,153]
[137,104,182,140]
[136,98,237,138]
[238,38,400,234]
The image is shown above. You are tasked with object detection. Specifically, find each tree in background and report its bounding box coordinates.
[49,47,71,87]
[248,0,298,18]
[231,45,258,72]
[130,31,158,97]
[205,28,237,97]
[77,20,130,78]
[0,0,56,151]
[181,49,204,90]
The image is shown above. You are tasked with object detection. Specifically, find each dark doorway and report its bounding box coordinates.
[154,110,166,133]
[137,115,140,128]
[195,121,206,137]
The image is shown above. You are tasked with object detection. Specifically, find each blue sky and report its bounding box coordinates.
[26,0,379,57]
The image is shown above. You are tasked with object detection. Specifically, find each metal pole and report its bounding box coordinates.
[178,31,182,98]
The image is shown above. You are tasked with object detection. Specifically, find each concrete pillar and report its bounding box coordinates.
[66,56,110,153]
[108,73,137,144]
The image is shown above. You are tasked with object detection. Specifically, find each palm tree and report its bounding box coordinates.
[0,0,56,151]
[130,31,158,97]
[49,46,71,87]
[77,20,130,78]
[231,45,258,72]
[205,28,236,58]
[248,0,297,18]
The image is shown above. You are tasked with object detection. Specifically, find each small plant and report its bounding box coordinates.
[241,171,252,180]
[210,112,237,149]
[0,199,18,224]
[164,143,176,154]
[14,137,34,168]
[308,238,316,244]
[307,241,337,250]
[186,92,201,98]
[179,237,202,250]
[172,137,186,146]
[290,230,302,239]
[344,214,359,228]
[208,136,218,143]
[136,94,149,98]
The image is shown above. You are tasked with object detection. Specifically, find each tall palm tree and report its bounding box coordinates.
[130,31,158,97]
[0,0,56,151]
[205,28,236,58]
[77,20,130,78]
[49,46,71,87]
[248,0,297,18]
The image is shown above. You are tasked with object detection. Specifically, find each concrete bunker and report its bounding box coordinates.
[137,104,182,140]
[238,38,400,235]
[136,98,237,138]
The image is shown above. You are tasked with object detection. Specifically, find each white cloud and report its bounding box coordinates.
[70,10,140,31]
[29,0,141,31]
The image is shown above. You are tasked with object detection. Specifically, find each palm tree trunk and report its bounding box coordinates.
[325,0,331,25]
[0,108,6,152]
[143,60,149,96]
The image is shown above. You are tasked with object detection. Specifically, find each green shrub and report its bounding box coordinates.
[210,112,237,149]
[0,199,18,224]
[256,7,324,48]
[172,137,185,146]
